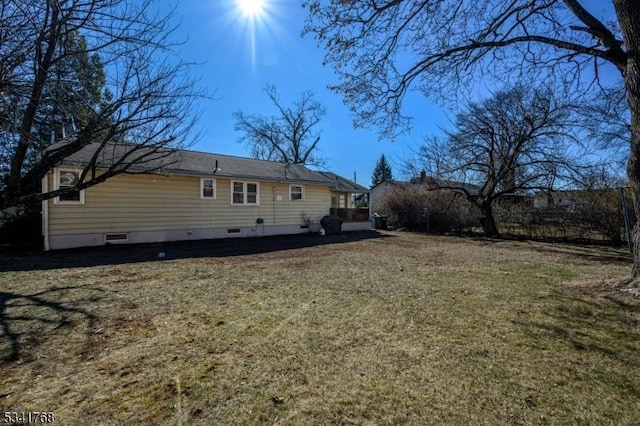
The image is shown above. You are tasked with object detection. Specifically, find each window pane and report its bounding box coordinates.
[59,191,81,202]
[202,179,214,198]
[247,183,257,204]
[58,171,81,202]
[291,186,302,200]
[232,182,244,204]
[59,171,79,187]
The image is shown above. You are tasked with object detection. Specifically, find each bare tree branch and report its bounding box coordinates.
[304,0,640,287]
[234,85,327,166]
[410,85,587,237]
[0,0,205,210]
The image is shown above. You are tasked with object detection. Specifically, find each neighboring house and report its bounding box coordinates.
[42,142,370,250]
[369,180,402,213]
[533,189,620,210]
[369,175,482,213]
[533,190,589,209]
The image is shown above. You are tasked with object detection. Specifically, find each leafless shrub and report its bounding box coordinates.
[380,185,480,232]
[495,189,634,245]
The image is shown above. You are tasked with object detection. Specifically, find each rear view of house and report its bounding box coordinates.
[42,143,370,250]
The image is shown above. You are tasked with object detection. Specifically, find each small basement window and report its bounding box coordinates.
[227,228,241,234]
[104,233,129,243]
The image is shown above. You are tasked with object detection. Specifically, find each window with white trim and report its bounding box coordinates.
[231,181,259,205]
[290,185,304,201]
[200,178,216,199]
[54,169,85,204]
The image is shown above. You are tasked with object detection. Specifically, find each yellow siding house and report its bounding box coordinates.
[42,143,370,250]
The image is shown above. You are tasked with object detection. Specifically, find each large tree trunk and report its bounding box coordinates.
[479,201,500,238]
[614,0,640,289]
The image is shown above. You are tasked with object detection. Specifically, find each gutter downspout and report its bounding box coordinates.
[42,173,49,251]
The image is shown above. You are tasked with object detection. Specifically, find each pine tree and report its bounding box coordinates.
[371,154,393,187]
[31,32,110,156]
[4,30,112,237]
[0,0,201,212]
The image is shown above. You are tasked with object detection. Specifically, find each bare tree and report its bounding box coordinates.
[234,85,326,166]
[575,85,630,172]
[413,86,582,237]
[0,0,202,210]
[303,1,640,287]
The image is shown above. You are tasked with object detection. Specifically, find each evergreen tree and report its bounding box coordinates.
[28,31,111,163]
[0,0,201,212]
[371,154,393,187]
[1,30,111,172]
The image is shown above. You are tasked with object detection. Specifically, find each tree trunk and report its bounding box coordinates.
[479,202,500,238]
[614,0,640,288]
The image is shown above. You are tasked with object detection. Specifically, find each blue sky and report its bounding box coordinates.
[168,0,622,187]
[169,0,447,187]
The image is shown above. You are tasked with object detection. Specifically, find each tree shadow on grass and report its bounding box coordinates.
[0,230,390,272]
[460,232,632,266]
[526,243,632,266]
[403,229,632,265]
[0,285,107,363]
[512,291,640,398]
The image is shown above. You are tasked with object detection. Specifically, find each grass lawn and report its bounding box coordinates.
[1,231,639,425]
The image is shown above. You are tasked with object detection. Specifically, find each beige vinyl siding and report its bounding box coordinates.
[47,171,331,236]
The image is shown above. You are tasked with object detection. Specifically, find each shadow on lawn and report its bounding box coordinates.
[466,233,633,266]
[531,245,632,266]
[0,285,106,362]
[513,291,640,398]
[0,230,390,272]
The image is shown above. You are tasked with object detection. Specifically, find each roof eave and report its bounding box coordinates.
[55,161,337,186]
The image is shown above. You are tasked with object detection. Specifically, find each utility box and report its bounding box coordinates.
[320,215,343,235]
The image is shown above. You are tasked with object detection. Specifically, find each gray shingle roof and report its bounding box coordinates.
[56,141,365,190]
[372,176,481,195]
[315,171,369,193]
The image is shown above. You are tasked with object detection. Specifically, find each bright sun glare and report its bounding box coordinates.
[237,0,266,18]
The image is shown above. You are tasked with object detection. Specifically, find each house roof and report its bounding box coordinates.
[54,141,364,190]
[370,179,406,192]
[371,176,481,195]
[315,171,369,193]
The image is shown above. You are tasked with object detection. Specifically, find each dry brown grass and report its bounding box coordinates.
[1,231,639,425]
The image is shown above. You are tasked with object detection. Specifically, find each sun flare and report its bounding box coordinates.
[237,0,266,18]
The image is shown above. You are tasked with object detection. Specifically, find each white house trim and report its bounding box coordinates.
[42,173,50,251]
[53,168,86,205]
